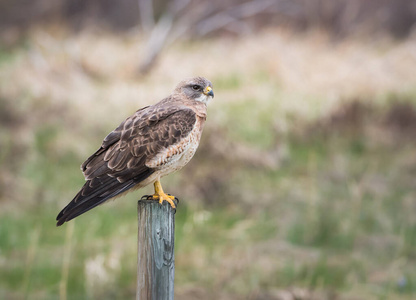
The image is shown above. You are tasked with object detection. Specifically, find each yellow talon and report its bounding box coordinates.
[152,180,176,209]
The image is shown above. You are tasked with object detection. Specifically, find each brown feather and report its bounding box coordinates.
[57,97,199,226]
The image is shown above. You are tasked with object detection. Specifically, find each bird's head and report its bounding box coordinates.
[175,77,214,104]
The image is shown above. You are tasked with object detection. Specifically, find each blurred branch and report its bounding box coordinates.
[339,0,361,36]
[138,0,155,32]
[139,13,174,74]
[168,0,192,15]
[195,0,277,36]
[138,0,190,74]
[138,0,288,75]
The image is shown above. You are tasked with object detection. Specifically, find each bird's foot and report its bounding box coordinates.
[153,192,176,209]
[142,180,178,209]
[141,193,177,209]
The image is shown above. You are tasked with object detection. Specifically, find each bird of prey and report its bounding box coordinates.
[56,77,214,226]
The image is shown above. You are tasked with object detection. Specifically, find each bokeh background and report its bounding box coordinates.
[1,0,416,299]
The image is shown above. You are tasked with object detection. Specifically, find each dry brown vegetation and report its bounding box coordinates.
[1,23,416,300]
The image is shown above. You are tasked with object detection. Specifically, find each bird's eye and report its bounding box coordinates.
[192,85,200,91]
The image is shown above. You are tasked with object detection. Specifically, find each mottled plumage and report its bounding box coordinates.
[56,77,213,226]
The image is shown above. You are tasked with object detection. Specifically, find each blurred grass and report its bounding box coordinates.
[1,27,416,299]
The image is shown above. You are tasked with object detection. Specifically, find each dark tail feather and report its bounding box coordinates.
[56,170,153,226]
[56,180,135,226]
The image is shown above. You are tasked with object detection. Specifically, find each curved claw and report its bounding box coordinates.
[151,192,176,208]
[148,180,177,208]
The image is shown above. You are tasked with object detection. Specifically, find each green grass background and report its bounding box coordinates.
[1,29,416,300]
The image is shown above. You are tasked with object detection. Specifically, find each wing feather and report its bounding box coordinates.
[56,100,198,226]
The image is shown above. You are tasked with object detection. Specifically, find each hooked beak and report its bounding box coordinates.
[203,86,214,98]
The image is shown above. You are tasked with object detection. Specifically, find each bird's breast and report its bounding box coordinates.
[145,117,204,176]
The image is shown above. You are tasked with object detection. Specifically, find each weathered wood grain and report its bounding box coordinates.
[136,198,177,300]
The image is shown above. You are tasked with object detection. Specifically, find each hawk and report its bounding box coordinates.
[56,77,214,226]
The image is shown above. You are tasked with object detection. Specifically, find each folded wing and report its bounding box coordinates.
[56,102,197,226]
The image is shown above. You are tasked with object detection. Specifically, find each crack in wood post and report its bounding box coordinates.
[137,198,177,300]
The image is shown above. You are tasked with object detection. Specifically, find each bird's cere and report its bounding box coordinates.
[203,86,214,97]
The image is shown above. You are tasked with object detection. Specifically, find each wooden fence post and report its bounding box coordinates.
[136,197,178,300]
